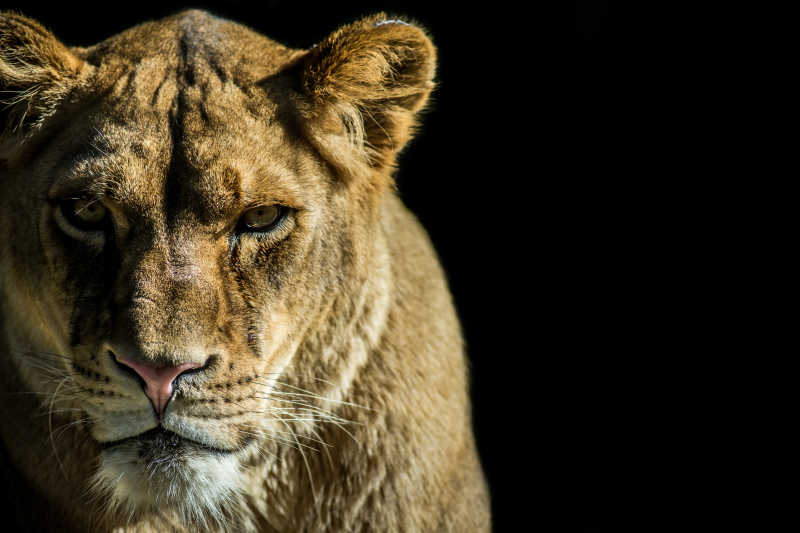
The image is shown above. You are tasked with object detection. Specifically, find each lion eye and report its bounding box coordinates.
[239,205,283,232]
[59,199,108,231]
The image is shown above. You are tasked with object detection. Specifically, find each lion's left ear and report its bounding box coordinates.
[297,14,436,184]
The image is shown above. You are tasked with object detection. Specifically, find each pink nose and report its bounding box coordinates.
[115,357,202,418]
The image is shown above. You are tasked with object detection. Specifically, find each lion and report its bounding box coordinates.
[0,9,490,532]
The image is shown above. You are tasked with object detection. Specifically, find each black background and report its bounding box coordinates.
[3,2,608,530]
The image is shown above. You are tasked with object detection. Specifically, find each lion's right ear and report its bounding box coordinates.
[0,12,85,141]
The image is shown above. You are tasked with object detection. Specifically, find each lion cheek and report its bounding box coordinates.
[251,306,300,376]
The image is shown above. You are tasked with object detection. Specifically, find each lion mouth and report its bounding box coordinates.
[100,427,243,455]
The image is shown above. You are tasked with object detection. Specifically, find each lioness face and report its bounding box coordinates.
[0,13,409,518]
[0,10,436,522]
[6,68,335,510]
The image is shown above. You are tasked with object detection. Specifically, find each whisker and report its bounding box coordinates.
[306,425,335,469]
[257,386,372,411]
[277,417,318,505]
[49,377,71,481]
[52,417,91,442]
[14,349,74,361]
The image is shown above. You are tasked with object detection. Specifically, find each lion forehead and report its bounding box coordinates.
[50,10,312,211]
[50,80,320,227]
[85,10,298,86]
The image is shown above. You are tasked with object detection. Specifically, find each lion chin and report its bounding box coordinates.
[93,427,246,524]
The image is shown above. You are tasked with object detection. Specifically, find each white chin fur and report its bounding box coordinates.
[92,441,244,526]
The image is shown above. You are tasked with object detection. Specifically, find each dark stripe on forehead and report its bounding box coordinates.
[116,68,136,100]
[151,69,174,107]
[179,33,196,87]
[163,87,188,223]
[175,13,237,90]
[207,55,229,84]
[221,166,242,201]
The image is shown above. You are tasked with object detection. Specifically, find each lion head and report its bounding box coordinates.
[0,9,441,528]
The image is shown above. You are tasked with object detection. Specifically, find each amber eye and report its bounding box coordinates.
[238,205,284,233]
[59,198,108,231]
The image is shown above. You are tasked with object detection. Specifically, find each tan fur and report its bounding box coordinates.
[0,10,489,532]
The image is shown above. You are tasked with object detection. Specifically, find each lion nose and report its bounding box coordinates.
[114,356,203,418]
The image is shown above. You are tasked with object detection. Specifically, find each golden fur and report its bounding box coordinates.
[0,10,489,531]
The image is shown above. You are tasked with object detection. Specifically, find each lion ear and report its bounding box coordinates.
[297,14,436,184]
[0,12,85,141]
